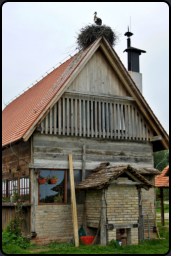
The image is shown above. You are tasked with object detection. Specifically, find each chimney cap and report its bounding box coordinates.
[123,46,146,54]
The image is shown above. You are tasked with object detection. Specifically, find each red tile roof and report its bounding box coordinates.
[2,37,169,148]
[2,56,75,147]
[155,166,169,188]
[2,39,98,147]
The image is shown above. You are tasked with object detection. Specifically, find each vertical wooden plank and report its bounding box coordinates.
[99,100,101,138]
[40,121,43,134]
[83,98,85,137]
[139,115,142,140]
[54,103,57,134]
[45,115,48,134]
[79,98,81,136]
[132,106,134,140]
[114,103,116,139]
[128,105,131,140]
[91,99,94,137]
[87,98,90,137]
[58,99,61,135]
[125,105,128,139]
[101,189,107,246]
[67,97,69,135]
[82,144,86,181]
[160,188,164,227]
[117,103,120,139]
[63,97,65,135]
[110,102,113,138]
[50,108,52,134]
[135,109,138,140]
[95,100,97,137]
[69,155,79,247]
[142,119,145,141]
[102,102,105,138]
[71,97,73,136]
[75,99,77,136]
[120,104,123,139]
[106,103,109,138]
[146,124,149,141]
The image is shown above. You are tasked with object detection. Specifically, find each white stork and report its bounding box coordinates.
[94,12,102,25]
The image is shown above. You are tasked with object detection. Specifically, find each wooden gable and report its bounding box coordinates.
[39,45,155,142]
[68,48,131,97]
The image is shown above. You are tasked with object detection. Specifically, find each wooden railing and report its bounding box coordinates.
[40,93,153,141]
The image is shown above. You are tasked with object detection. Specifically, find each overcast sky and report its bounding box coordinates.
[2,2,169,134]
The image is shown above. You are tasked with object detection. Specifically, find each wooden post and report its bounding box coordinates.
[100,188,107,245]
[160,188,164,227]
[138,187,143,242]
[82,144,86,181]
[69,155,79,247]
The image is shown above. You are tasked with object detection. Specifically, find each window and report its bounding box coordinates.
[8,179,18,198]
[20,177,30,200]
[2,176,30,201]
[38,170,67,204]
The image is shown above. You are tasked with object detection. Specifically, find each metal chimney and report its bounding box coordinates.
[124,27,146,93]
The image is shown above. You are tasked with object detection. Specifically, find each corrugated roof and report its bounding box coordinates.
[155,166,169,188]
[75,164,157,190]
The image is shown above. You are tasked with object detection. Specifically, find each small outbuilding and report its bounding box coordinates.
[155,166,169,226]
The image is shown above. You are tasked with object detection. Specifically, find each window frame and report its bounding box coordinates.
[2,175,30,202]
[38,169,67,205]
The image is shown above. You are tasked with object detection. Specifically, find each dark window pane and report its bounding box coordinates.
[39,170,65,204]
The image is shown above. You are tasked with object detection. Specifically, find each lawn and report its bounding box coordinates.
[2,225,169,255]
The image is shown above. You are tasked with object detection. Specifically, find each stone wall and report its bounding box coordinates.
[106,177,139,245]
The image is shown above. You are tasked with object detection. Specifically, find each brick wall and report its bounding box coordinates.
[32,204,84,244]
[85,190,101,227]
[141,176,156,239]
[106,177,139,245]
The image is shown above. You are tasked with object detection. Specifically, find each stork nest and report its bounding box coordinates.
[76,24,119,51]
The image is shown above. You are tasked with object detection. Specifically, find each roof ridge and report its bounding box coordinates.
[3,53,78,110]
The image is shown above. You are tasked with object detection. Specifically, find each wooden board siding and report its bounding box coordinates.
[68,48,130,97]
[2,206,30,236]
[2,140,31,179]
[32,134,153,170]
[40,92,154,142]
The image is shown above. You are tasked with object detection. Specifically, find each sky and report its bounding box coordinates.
[2,2,169,134]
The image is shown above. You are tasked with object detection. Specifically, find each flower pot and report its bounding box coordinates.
[39,179,46,184]
[50,178,58,184]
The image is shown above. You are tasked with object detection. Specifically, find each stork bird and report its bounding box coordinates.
[94,12,102,25]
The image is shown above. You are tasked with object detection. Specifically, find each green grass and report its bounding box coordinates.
[2,226,169,255]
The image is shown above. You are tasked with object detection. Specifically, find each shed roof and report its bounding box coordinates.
[155,166,169,188]
[75,164,160,190]
[2,37,169,149]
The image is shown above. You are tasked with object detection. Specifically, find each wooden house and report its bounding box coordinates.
[2,35,169,245]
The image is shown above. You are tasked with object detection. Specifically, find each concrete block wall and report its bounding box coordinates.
[106,177,139,245]
[32,204,84,244]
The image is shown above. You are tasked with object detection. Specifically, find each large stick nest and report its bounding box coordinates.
[76,24,119,51]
